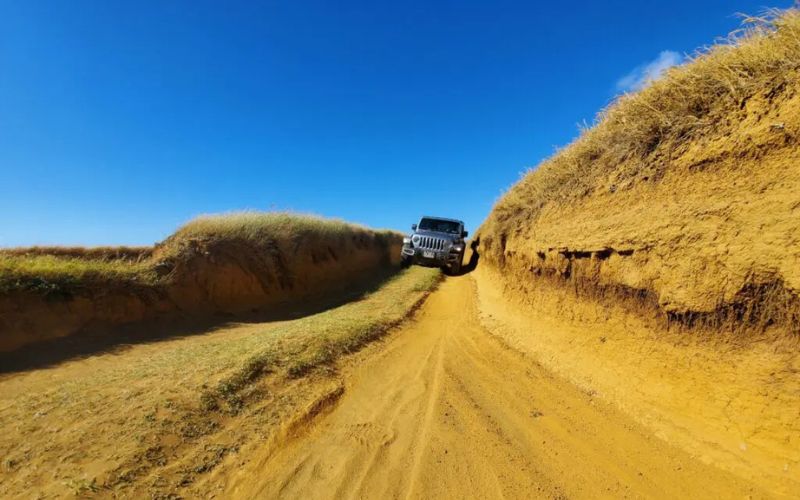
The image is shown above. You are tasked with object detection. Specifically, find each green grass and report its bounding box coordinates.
[202,266,442,412]
[0,246,152,261]
[0,254,156,295]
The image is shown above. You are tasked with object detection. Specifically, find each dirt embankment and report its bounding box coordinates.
[478,13,800,337]
[473,11,800,494]
[0,267,440,499]
[0,213,402,352]
[474,266,799,495]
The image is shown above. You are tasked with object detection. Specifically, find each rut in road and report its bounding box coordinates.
[225,277,763,499]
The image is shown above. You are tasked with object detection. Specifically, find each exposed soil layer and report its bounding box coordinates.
[469,14,800,496]
[0,231,401,352]
[470,68,800,498]
[479,92,800,337]
[478,15,800,338]
[474,266,799,496]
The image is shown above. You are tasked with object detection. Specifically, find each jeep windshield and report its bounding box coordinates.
[418,218,460,234]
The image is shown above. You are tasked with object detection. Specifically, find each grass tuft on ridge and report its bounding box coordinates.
[487,9,800,233]
[0,211,397,295]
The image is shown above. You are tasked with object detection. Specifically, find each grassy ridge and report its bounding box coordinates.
[0,246,152,261]
[169,211,380,244]
[0,254,155,295]
[0,211,394,295]
[487,10,800,234]
[477,9,800,336]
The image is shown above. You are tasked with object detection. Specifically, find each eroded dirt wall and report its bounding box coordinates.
[0,234,402,352]
[478,86,800,337]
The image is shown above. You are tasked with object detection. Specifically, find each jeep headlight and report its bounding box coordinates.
[411,235,421,245]
[452,244,464,252]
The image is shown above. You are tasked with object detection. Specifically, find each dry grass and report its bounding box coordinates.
[156,211,399,263]
[169,211,377,244]
[478,9,800,338]
[0,246,152,261]
[0,254,155,295]
[488,9,800,234]
[0,211,394,295]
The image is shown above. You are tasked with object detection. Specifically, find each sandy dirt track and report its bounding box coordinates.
[222,277,764,499]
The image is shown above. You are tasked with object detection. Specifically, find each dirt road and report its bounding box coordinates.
[222,277,763,499]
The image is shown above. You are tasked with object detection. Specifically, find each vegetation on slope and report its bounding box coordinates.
[0,211,393,295]
[0,211,403,352]
[488,10,800,228]
[168,211,389,246]
[479,9,800,336]
[0,253,153,295]
[0,267,441,498]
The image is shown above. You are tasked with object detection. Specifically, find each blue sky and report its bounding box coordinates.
[0,0,784,246]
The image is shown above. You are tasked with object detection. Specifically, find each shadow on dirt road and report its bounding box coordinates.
[451,238,480,277]
[0,267,402,376]
[2,241,481,375]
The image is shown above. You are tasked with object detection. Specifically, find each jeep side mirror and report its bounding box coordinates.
[462,230,469,238]
[411,224,417,231]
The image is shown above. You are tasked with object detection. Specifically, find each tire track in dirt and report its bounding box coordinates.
[223,277,768,499]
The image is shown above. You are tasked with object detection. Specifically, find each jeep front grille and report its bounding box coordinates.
[417,236,449,251]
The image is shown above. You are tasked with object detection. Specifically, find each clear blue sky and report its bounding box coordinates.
[0,0,784,246]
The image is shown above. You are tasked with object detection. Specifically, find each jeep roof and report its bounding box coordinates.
[420,216,464,225]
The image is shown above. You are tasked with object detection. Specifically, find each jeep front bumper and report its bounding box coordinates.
[401,246,461,267]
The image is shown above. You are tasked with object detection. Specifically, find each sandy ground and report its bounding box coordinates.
[220,276,765,499]
[474,265,800,497]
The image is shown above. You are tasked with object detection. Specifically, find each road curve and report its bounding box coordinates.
[225,277,764,499]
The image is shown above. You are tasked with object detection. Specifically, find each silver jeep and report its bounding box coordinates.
[400,216,468,274]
